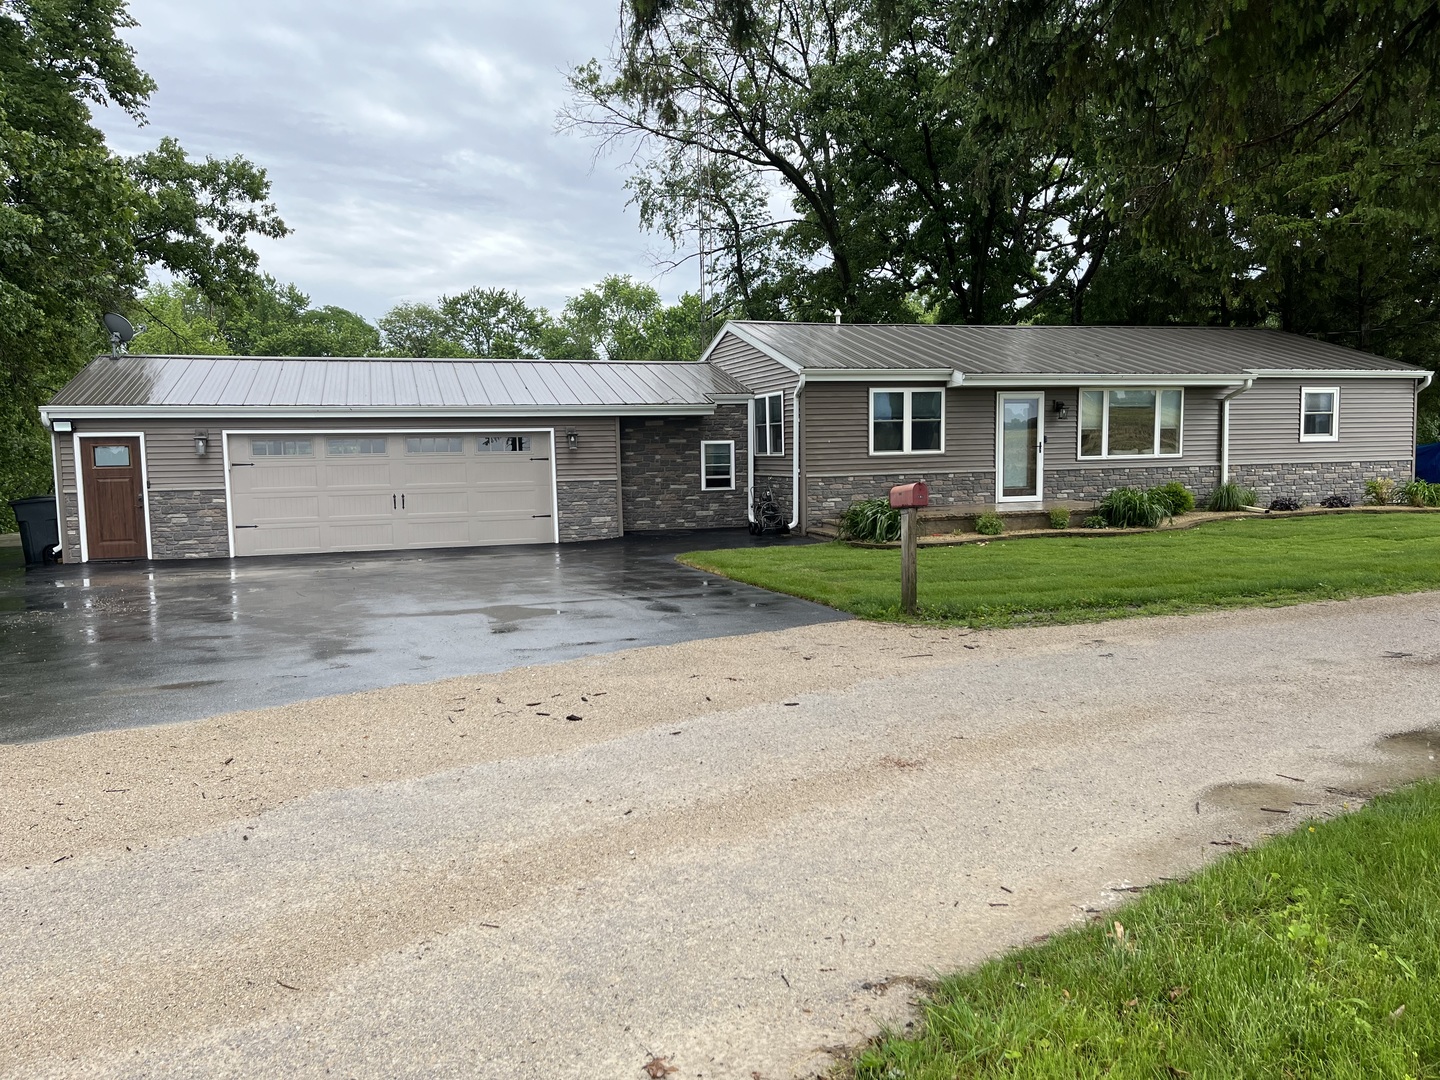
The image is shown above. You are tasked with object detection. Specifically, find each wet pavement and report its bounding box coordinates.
[0,531,844,744]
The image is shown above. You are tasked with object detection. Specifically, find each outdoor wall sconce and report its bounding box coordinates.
[194,430,209,456]
[1052,400,1069,421]
[565,428,579,451]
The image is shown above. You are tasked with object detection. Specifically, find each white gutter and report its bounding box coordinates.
[788,375,805,531]
[946,370,967,388]
[1419,372,1434,394]
[1219,378,1255,484]
[746,397,756,526]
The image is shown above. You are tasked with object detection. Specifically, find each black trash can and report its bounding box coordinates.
[9,496,60,566]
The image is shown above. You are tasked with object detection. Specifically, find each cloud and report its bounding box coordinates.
[97,0,687,320]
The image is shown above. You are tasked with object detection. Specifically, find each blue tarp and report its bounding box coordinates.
[1419,443,1440,483]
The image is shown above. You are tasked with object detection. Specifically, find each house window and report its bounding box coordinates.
[701,440,735,490]
[870,388,944,455]
[1300,387,1339,441]
[1077,389,1184,458]
[405,436,464,454]
[252,439,312,457]
[327,437,387,455]
[754,393,784,455]
[92,445,131,467]
[478,435,532,452]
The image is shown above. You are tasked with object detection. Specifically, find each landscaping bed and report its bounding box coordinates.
[682,514,1440,626]
[846,779,1440,1079]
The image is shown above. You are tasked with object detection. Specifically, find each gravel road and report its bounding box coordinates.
[4,595,1440,1079]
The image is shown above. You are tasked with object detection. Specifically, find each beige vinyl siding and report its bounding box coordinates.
[805,383,1236,477]
[804,383,990,474]
[65,415,622,487]
[1046,386,1227,467]
[705,331,800,480]
[1230,378,1417,464]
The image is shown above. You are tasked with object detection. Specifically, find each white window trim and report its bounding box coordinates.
[754,392,785,456]
[1299,385,1340,442]
[869,387,947,456]
[700,439,736,490]
[1076,388,1185,460]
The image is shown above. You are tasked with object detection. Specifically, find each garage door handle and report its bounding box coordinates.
[232,462,254,467]
[532,514,552,519]
[530,457,550,461]
[235,524,258,529]
[401,494,405,509]
[393,494,397,509]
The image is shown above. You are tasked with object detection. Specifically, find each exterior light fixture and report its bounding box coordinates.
[565,428,579,450]
[52,420,73,433]
[1052,400,1069,421]
[194,431,209,456]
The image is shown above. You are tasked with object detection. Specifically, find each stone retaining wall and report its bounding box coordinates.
[556,480,623,542]
[149,489,230,559]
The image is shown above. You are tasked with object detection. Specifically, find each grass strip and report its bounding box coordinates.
[682,515,1440,628]
[848,781,1440,1079]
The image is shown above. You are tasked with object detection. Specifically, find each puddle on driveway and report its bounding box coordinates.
[1202,727,1440,826]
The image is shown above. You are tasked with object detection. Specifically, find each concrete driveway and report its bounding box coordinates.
[0,531,843,743]
[3,593,1439,1079]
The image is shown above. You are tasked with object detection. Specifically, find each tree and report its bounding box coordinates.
[0,0,286,525]
[376,302,470,358]
[437,287,549,358]
[541,275,706,359]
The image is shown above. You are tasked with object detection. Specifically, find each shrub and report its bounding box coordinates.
[1268,496,1302,512]
[1148,481,1196,516]
[1320,493,1352,509]
[1098,486,1168,528]
[1401,479,1440,507]
[1048,507,1071,529]
[839,497,900,543]
[1364,476,1396,506]
[1083,514,1108,529]
[1207,482,1257,512]
[974,511,1005,535]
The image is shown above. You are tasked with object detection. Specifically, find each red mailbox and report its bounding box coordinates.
[889,481,929,509]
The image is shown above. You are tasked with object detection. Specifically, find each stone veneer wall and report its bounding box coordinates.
[62,501,80,564]
[807,471,997,523]
[1229,458,1414,505]
[149,489,230,559]
[556,479,623,542]
[620,406,749,531]
[1045,464,1222,501]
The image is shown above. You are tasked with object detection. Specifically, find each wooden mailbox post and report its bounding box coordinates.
[889,481,929,615]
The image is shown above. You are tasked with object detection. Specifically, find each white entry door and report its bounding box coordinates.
[996,394,1045,501]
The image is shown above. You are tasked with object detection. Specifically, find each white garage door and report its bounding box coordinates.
[228,432,555,557]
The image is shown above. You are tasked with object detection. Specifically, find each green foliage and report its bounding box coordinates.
[0,1,286,526]
[1208,483,1258,512]
[1365,477,1397,506]
[1098,486,1168,528]
[838,497,900,543]
[681,514,1440,627]
[1148,481,1196,516]
[1047,507,1071,529]
[974,511,1005,536]
[1083,514,1108,529]
[849,781,1440,1078]
[1401,480,1440,508]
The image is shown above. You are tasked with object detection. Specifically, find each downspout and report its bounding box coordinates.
[788,375,806,531]
[1219,378,1255,484]
[746,398,756,525]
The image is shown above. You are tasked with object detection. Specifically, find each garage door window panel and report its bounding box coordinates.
[327,437,388,455]
[252,439,312,457]
[478,436,532,452]
[405,436,464,454]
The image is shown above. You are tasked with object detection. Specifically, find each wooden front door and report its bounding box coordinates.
[81,437,147,560]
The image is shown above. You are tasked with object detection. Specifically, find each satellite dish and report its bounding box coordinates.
[102,312,136,357]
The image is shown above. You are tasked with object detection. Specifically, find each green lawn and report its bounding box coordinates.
[681,514,1440,627]
[847,781,1440,1079]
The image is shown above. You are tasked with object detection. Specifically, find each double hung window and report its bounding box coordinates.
[870,389,944,455]
[1300,388,1339,441]
[701,441,735,489]
[754,393,784,455]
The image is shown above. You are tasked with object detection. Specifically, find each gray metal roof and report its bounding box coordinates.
[724,322,1428,377]
[47,355,752,412]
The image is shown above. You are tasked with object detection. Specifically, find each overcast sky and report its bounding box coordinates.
[96,1,682,321]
